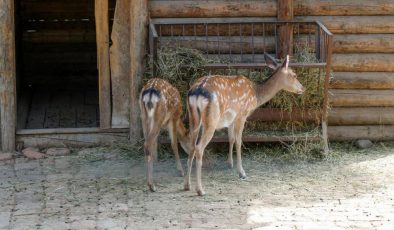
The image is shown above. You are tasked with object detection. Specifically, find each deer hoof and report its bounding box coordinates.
[178,169,185,177]
[196,189,206,196]
[148,184,157,192]
[184,183,190,191]
[227,161,234,169]
[239,172,247,180]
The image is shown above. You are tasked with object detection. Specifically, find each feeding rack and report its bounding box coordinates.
[148,18,333,151]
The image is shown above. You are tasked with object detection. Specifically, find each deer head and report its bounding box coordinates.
[264,53,305,94]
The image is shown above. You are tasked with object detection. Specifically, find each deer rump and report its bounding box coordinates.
[187,75,257,145]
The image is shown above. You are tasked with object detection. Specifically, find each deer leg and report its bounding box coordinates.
[227,124,235,169]
[144,125,161,192]
[195,125,216,196]
[168,120,184,177]
[184,147,195,191]
[234,117,247,179]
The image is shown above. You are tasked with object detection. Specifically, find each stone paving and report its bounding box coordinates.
[0,145,393,229]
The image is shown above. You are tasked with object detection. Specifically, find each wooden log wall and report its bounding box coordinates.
[148,0,394,141]
[0,0,17,152]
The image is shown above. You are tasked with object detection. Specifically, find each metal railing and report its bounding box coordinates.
[149,18,333,147]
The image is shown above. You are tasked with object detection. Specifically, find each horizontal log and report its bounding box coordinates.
[248,108,321,123]
[295,0,394,16]
[296,16,394,34]
[328,125,394,141]
[154,21,279,37]
[334,34,394,53]
[330,72,394,89]
[159,36,276,54]
[149,0,277,18]
[330,89,394,107]
[328,107,394,125]
[332,54,394,72]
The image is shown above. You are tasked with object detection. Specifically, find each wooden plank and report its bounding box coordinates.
[110,0,130,128]
[330,89,394,107]
[277,0,294,58]
[158,36,277,54]
[149,0,277,18]
[296,16,394,34]
[16,130,129,148]
[17,87,33,129]
[332,54,394,72]
[330,72,394,89]
[26,91,50,129]
[334,34,394,53]
[295,0,394,16]
[95,0,111,129]
[0,0,16,151]
[129,0,148,142]
[328,125,394,141]
[328,107,394,125]
[248,108,321,123]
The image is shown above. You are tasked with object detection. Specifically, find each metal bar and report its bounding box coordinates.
[203,63,327,69]
[151,17,317,25]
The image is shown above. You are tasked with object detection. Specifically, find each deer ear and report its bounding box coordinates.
[264,52,278,69]
[282,55,289,71]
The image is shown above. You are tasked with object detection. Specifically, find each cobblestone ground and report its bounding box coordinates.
[0,144,394,229]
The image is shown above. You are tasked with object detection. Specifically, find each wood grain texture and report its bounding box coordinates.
[332,54,394,72]
[95,0,111,129]
[328,125,394,141]
[0,0,16,151]
[278,0,294,58]
[330,89,394,107]
[295,0,394,16]
[149,0,277,18]
[129,0,148,142]
[328,107,394,125]
[296,16,394,34]
[334,34,394,53]
[331,72,394,89]
[110,0,130,128]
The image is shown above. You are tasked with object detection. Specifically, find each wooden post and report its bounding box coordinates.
[0,0,16,152]
[95,0,111,129]
[110,0,130,128]
[129,0,149,142]
[277,0,293,59]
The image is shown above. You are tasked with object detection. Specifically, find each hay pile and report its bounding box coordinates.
[144,45,326,134]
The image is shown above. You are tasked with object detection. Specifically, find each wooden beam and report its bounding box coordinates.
[295,0,394,16]
[330,72,394,89]
[95,0,111,129]
[328,125,394,141]
[277,0,294,58]
[334,34,394,54]
[296,16,394,34]
[332,54,394,72]
[330,89,394,107]
[328,107,394,125]
[129,0,148,142]
[110,0,130,128]
[0,0,16,152]
[149,0,277,18]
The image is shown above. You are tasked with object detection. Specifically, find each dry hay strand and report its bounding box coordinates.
[145,45,327,157]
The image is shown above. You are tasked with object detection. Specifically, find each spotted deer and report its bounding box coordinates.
[185,54,305,195]
[140,78,190,192]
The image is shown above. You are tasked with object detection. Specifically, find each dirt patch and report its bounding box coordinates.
[2,142,394,229]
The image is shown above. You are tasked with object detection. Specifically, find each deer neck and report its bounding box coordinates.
[254,73,283,106]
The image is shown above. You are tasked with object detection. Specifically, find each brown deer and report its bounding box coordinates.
[184,54,305,196]
[140,78,190,192]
